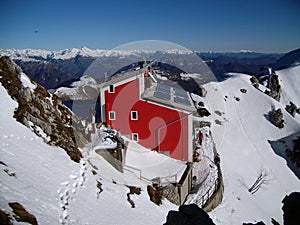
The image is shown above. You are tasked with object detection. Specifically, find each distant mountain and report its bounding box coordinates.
[0,47,128,61]
[273,48,300,70]
[15,57,95,89]
[199,52,282,80]
[0,47,295,89]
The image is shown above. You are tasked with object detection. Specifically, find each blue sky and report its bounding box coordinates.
[0,0,299,52]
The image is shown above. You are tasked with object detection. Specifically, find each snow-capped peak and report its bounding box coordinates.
[0,47,195,62]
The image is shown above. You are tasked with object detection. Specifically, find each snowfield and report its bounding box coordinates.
[0,81,177,224]
[207,66,300,224]
[0,65,299,224]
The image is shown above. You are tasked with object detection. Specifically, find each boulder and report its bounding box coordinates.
[198,101,205,107]
[164,204,215,225]
[235,97,240,101]
[250,76,259,89]
[240,88,247,93]
[197,108,211,117]
[193,87,207,97]
[199,121,211,128]
[269,108,284,129]
[266,75,281,101]
[286,102,298,117]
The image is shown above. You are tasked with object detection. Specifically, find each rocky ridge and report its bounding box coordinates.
[0,56,85,162]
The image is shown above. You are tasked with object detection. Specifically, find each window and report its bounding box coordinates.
[108,85,115,93]
[109,111,115,120]
[132,133,139,142]
[131,111,138,120]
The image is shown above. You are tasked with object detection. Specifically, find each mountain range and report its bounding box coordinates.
[0,55,299,224]
[1,47,299,90]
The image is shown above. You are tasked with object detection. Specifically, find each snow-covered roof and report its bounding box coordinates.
[124,138,187,184]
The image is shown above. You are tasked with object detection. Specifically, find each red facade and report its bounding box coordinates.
[104,77,190,161]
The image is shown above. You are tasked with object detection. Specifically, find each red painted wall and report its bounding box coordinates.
[105,78,189,161]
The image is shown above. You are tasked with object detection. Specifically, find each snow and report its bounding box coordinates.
[277,65,300,112]
[180,72,203,80]
[0,83,177,225]
[54,75,100,100]
[91,129,118,150]
[207,68,300,224]
[0,85,76,224]
[20,72,36,90]
[71,75,98,87]
[124,138,186,184]
[0,47,194,62]
[1,64,300,224]
[185,127,219,207]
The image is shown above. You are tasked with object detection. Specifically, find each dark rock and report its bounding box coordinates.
[9,202,38,225]
[282,192,300,225]
[0,208,12,225]
[269,108,284,129]
[193,87,207,97]
[147,185,163,206]
[234,97,240,101]
[164,204,215,225]
[285,102,298,117]
[250,76,259,89]
[271,218,280,225]
[266,75,281,101]
[198,101,205,107]
[199,121,211,128]
[240,88,247,93]
[197,108,211,117]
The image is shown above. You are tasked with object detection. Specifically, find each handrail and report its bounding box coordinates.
[123,164,179,184]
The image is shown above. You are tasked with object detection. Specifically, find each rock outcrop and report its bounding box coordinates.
[269,108,284,129]
[193,87,207,97]
[164,204,215,225]
[197,108,211,117]
[265,75,281,101]
[0,56,85,162]
[250,76,259,89]
[285,102,299,117]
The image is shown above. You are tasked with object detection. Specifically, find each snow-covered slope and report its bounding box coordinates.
[277,65,300,110]
[206,66,300,224]
[1,60,299,224]
[0,74,179,224]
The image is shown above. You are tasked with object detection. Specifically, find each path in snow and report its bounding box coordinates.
[57,160,88,224]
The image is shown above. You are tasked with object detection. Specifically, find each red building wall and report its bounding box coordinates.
[104,78,189,161]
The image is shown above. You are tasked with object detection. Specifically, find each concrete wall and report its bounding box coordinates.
[203,164,224,212]
[95,142,125,173]
[163,163,193,206]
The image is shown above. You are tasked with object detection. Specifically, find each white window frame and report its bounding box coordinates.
[131,111,138,120]
[109,111,115,120]
[108,84,115,93]
[132,133,139,142]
